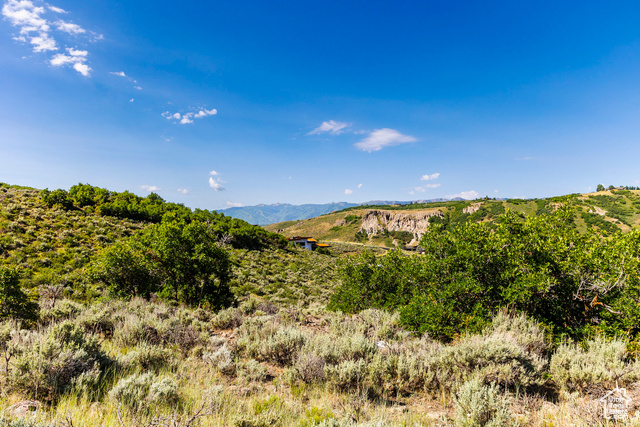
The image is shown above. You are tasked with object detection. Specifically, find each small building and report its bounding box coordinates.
[288,236,330,251]
[404,243,425,254]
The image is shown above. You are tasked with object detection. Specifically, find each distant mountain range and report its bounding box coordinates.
[218,198,463,225]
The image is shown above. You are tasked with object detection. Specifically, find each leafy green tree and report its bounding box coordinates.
[597,184,605,192]
[328,249,421,313]
[39,188,73,209]
[69,183,110,207]
[330,208,640,341]
[0,267,39,326]
[89,240,157,299]
[140,219,233,308]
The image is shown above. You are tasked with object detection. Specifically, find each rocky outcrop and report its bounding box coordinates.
[359,210,444,241]
[463,203,481,214]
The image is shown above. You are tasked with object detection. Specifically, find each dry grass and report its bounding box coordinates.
[1,299,639,426]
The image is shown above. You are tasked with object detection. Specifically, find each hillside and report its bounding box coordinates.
[3,183,640,425]
[266,189,640,247]
[0,183,343,305]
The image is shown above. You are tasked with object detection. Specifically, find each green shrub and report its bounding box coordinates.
[308,332,376,366]
[236,318,305,366]
[437,313,548,389]
[203,343,236,376]
[10,320,111,402]
[118,342,173,372]
[325,359,367,392]
[300,406,335,426]
[109,372,155,411]
[39,299,83,324]
[109,372,179,411]
[549,335,640,392]
[147,376,179,406]
[0,266,39,326]
[211,306,244,329]
[453,378,512,427]
[238,359,266,383]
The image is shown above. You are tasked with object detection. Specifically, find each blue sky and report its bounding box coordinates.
[2,1,640,210]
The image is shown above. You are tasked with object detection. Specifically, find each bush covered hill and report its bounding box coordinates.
[0,183,344,307]
[266,189,640,247]
[4,182,640,425]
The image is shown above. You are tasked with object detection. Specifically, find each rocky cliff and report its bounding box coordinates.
[359,210,444,241]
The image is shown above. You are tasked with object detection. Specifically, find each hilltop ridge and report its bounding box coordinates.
[266,189,640,247]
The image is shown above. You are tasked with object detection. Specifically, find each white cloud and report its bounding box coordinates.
[420,172,440,181]
[177,188,189,194]
[55,19,84,34]
[448,190,479,200]
[47,5,66,13]
[209,170,225,191]
[358,183,363,189]
[133,85,142,90]
[209,177,224,191]
[194,108,217,118]
[49,52,73,65]
[413,184,442,193]
[67,47,86,56]
[226,201,244,208]
[308,120,350,135]
[2,1,48,31]
[2,1,97,76]
[140,185,160,192]
[129,99,134,102]
[163,107,217,125]
[355,128,416,152]
[30,33,56,51]
[110,71,126,77]
[50,47,90,75]
[72,63,90,76]
[344,189,353,195]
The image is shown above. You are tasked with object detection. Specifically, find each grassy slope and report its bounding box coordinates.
[0,186,145,290]
[3,185,640,425]
[266,190,640,246]
[0,185,349,306]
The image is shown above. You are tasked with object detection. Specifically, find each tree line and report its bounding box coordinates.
[330,207,640,342]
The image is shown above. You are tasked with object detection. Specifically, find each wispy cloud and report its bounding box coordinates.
[177,188,189,194]
[355,128,416,152]
[110,71,142,91]
[358,183,363,189]
[47,5,66,13]
[226,201,244,208]
[140,185,160,192]
[308,120,350,135]
[448,190,479,200]
[209,170,225,191]
[412,183,441,194]
[420,172,440,181]
[163,108,217,125]
[344,189,353,195]
[2,0,98,75]
[55,19,84,34]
